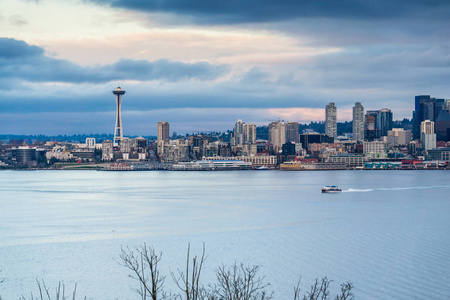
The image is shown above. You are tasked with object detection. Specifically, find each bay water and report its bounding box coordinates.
[0,170,449,299]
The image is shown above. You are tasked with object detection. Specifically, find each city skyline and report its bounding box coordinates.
[2,1,450,135]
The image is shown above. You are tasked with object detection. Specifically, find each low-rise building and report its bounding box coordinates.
[363,141,387,159]
[46,145,73,162]
[327,154,366,168]
[427,148,450,161]
[204,155,277,167]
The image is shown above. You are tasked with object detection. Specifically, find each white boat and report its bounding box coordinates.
[321,186,342,193]
[256,165,270,170]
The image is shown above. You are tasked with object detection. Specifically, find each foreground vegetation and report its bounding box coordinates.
[2,244,354,300]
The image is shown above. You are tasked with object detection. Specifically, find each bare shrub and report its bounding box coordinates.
[20,280,84,300]
[211,263,273,300]
[293,277,354,300]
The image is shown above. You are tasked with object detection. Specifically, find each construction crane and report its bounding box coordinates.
[267,118,285,123]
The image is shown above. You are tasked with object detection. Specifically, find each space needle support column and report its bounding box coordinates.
[113,86,126,146]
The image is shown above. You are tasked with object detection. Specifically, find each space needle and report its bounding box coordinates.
[113,86,126,146]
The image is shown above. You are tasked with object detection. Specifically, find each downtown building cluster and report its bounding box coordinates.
[2,91,450,170]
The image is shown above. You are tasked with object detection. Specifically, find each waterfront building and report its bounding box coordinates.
[427,148,450,161]
[157,121,170,156]
[421,120,436,151]
[113,86,126,146]
[328,154,366,168]
[280,161,346,170]
[325,102,337,139]
[172,160,252,170]
[204,155,277,167]
[353,102,365,142]
[279,161,303,170]
[14,146,36,165]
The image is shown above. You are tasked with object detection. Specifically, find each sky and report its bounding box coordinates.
[1,0,450,135]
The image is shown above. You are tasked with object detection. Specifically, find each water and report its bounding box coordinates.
[0,170,449,299]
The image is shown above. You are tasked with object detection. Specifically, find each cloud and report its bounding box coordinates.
[91,0,450,24]
[9,15,28,27]
[0,38,229,84]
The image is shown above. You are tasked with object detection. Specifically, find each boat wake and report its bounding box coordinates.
[343,185,449,193]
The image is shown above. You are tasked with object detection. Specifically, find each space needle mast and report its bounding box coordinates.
[113,86,126,146]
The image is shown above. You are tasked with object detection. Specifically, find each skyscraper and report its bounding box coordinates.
[364,111,379,141]
[268,121,286,151]
[364,108,392,140]
[244,123,256,144]
[325,102,337,139]
[379,108,393,137]
[285,121,300,143]
[412,95,445,139]
[436,107,450,141]
[352,102,364,141]
[233,119,245,145]
[113,86,126,146]
[421,120,436,151]
[157,121,170,155]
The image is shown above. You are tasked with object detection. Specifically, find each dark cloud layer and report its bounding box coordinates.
[91,0,450,24]
[0,38,229,84]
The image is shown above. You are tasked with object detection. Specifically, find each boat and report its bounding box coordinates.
[256,165,270,170]
[321,186,342,193]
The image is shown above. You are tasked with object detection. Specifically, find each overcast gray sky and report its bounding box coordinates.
[1,0,450,135]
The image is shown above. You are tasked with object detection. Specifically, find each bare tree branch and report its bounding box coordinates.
[335,282,354,300]
[171,243,207,300]
[119,243,166,300]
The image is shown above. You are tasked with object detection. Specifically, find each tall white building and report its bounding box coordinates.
[233,119,245,145]
[244,123,256,144]
[233,120,256,146]
[352,102,364,141]
[421,120,436,151]
[268,121,286,151]
[325,102,337,139]
[157,121,170,155]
